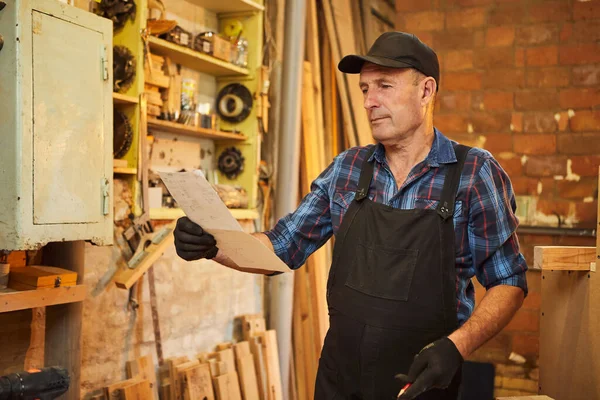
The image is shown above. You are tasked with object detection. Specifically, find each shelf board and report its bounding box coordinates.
[0,285,87,313]
[150,207,259,221]
[148,118,247,141]
[113,92,139,105]
[184,0,264,13]
[113,167,138,175]
[148,36,249,77]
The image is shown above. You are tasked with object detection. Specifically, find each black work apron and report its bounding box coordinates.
[315,144,470,400]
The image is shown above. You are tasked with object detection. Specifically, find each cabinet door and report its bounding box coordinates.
[32,9,108,225]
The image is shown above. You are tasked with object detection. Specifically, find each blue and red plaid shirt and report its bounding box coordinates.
[265,129,528,325]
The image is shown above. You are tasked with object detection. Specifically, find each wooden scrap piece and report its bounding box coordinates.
[181,363,214,400]
[240,314,266,341]
[233,342,260,400]
[167,356,189,400]
[257,330,283,400]
[118,379,152,400]
[106,377,142,399]
[533,246,596,271]
[126,355,158,400]
[213,372,242,400]
[249,336,268,399]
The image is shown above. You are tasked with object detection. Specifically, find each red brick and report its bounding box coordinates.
[555,235,597,247]
[443,71,483,90]
[486,26,515,47]
[511,177,543,195]
[434,114,469,133]
[572,65,600,86]
[398,11,445,32]
[409,31,435,46]
[570,21,600,42]
[513,134,557,155]
[497,154,523,176]
[506,309,540,332]
[516,24,559,46]
[569,111,600,132]
[439,92,472,111]
[483,69,525,89]
[570,155,600,177]
[525,270,542,294]
[556,178,598,199]
[574,201,598,227]
[522,112,558,133]
[556,111,569,132]
[396,0,433,12]
[560,44,600,65]
[524,156,567,177]
[445,0,495,6]
[559,88,600,109]
[489,3,527,25]
[557,133,600,155]
[433,29,476,49]
[515,90,559,111]
[474,30,485,47]
[483,92,514,110]
[527,1,571,23]
[511,112,523,132]
[526,67,570,88]
[440,50,474,71]
[446,7,487,29]
[560,23,573,42]
[483,134,514,154]
[525,46,558,67]
[515,48,525,67]
[474,47,515,68]
[536,198,572,218]
[471,113,512,132]
[512,334,539,357]
[573,1,600,20]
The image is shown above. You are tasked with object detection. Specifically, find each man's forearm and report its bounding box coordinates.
[212,232,276,275]
[448,285,524,358]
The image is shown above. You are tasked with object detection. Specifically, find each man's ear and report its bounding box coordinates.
[421,77,436,107]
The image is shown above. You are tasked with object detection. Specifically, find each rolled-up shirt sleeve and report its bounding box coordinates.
[264,161,336,270]
[468,157,528,296]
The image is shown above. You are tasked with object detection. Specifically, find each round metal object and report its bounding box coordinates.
[113,108,133,158]
[216,83,253,123]
[96,0,137,32]
[113,45,136,93]
[217,147,245,180]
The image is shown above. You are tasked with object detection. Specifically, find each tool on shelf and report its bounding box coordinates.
[0,367,70,400]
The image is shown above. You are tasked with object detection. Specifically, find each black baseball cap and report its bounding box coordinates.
[338,32,440,91]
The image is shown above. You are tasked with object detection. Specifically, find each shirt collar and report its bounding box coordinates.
[369,128,457,167]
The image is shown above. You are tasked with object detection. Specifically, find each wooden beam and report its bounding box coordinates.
[534,246,596,271]
[597,167,599,263]
[126,355,158,400]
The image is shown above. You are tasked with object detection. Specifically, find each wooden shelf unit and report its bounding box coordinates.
[148,118,247,141]
[147,36,249,77]
[183,0,264,13]
[0,285,86,313]
[150,207,259,221]
[113,92,139,105]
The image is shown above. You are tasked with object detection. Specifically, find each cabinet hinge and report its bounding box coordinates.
[101,45,109,81]
[102,178,110,215]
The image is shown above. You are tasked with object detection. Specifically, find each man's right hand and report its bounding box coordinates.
[173,217,219,261]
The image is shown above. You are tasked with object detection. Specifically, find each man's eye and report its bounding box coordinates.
[361,89,368,94]
[382,84,392,89]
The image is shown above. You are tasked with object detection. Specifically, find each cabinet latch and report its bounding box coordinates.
[102,178,110,215]
[101,45,109,81]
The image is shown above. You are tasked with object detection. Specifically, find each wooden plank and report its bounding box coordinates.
[41,241,85,400]
[241,314,266,341]
[167,356,189,400]
[249,336,268,399]
[0,284,86,313]
[126,355,158,400]
[321,0,358,148]
[119,380,153,400]
[597,167,599,263]
[539,270,599,399]
[533,246,596,271]
[107,378,143,398]
[182,364,214,400]
[216,348,237,373]
[176,360,201,398]
[24,307,45,371]
[234,342,260,400]
[292,272,308,400]
[217,342,234,351]
[147,118,248,142]
[213,372,243,400]
[259,330,283,400]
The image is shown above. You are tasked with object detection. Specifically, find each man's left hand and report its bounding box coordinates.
[395,337,463,399]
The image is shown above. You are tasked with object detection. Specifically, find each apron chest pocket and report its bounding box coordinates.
[345,243,419,301]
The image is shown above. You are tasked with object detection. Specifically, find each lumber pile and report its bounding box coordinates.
[104,316,282,400]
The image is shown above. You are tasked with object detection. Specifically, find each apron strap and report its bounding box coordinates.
[437,144,471,220]
[355,146,377,201]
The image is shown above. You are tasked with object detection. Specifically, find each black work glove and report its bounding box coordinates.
[174,217,219,261]
[395,337,463,399]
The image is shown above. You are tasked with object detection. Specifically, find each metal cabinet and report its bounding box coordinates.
[0,0,113,250]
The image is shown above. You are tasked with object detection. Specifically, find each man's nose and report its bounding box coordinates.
[363,90,379,109]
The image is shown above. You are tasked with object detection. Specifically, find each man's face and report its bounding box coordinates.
[359,63,426,143]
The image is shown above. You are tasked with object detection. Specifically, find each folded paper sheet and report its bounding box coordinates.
[158,170,290,273]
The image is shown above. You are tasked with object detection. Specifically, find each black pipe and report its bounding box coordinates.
[517,225,596,238]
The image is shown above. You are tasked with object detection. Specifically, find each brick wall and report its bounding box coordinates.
[396,0,599,396]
